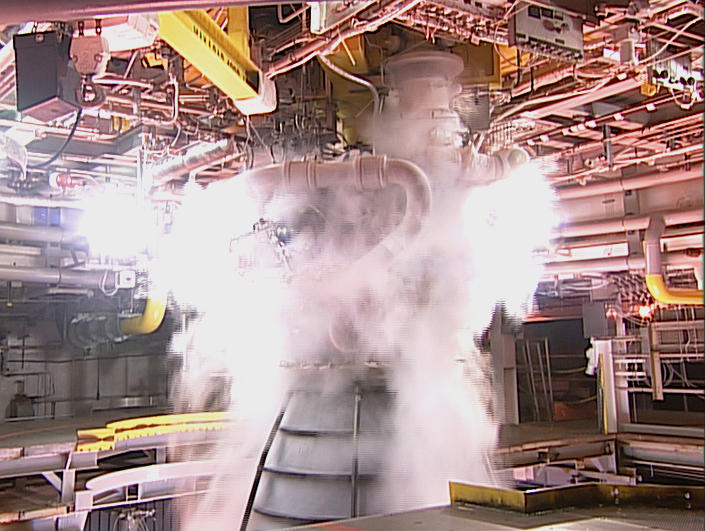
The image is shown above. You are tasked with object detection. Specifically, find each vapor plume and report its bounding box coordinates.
[159,59,556,527]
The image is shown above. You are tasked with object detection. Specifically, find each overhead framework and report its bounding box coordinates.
[157,9,260,101]
[0,1,273,24]
[0,1,701,528]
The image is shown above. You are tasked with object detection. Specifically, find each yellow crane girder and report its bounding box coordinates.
[158,9,260,101]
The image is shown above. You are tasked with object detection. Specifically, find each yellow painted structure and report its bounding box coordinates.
[77,412,229,452]
[119,297,167,336]
[158,10,259,100]
[645,274,704,306]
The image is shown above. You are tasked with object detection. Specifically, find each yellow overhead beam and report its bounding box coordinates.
[227,7,249,54]
[158,9,259,101]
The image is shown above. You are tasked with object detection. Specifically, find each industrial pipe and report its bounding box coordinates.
[149,139,241,187]
[554,207,703,239]
[556,165,703,201]
[0,194,83,209]
[318,55,380,117]
[553,225,704,249]
[0,265,111,288]
[246,155,431,258]
[0,222,83,246]
[119,297,167,336]
[69,312,124,348]
[543,249,701,275]
[644,216,703,305]
[0,262,163,341]
[69,296,167,348]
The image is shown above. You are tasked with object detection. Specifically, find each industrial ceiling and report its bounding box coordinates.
[0,0,702,529]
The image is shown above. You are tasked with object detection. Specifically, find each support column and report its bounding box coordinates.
[594,339,630,433]
[61,469,75,504]
[490,312,520,425]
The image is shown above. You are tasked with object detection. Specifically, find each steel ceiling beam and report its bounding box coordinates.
[0,0,279,25]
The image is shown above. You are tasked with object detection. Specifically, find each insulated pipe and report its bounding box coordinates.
[69,295,167,346]
[554,207,703,239]
[458,146,531,185]
[119,297,167,336]
[247,156,430,357]
[318,55,380,117]
[0,265,109,288]
[543,249,702,275]
[553,224,704,249]
[556,165,703,201]
[644,216,704,305]
[0,194,83,209]
[0,222,83,246]
[246,155,431,257]
[149,139,239,187]
[0,262,163,339]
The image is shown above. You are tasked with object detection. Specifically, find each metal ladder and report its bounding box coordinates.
[241,379,389,530]
[517,338,554,422]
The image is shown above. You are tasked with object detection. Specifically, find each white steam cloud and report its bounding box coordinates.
[158,66,557,527]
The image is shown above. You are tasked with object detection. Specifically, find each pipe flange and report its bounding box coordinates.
[355,156,386,191]
[283,160,317,190]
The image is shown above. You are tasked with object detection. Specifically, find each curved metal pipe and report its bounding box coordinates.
[644,216,703,305]
[646,275,703,305]
[68,296,167,347]
[318,55,380,117]
[119,297,167,336]
[245,155,431,258]
[266,0,423,78]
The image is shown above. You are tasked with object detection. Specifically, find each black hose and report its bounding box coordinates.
[239,393,290,531]
[27,109,83,170]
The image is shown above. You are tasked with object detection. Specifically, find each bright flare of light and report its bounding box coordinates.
[157,173,290,419]
[159,172,289,531]
[461,160,557,333]
[78,191,158,260]
[158,176,268,310]
[638,304,652,319]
